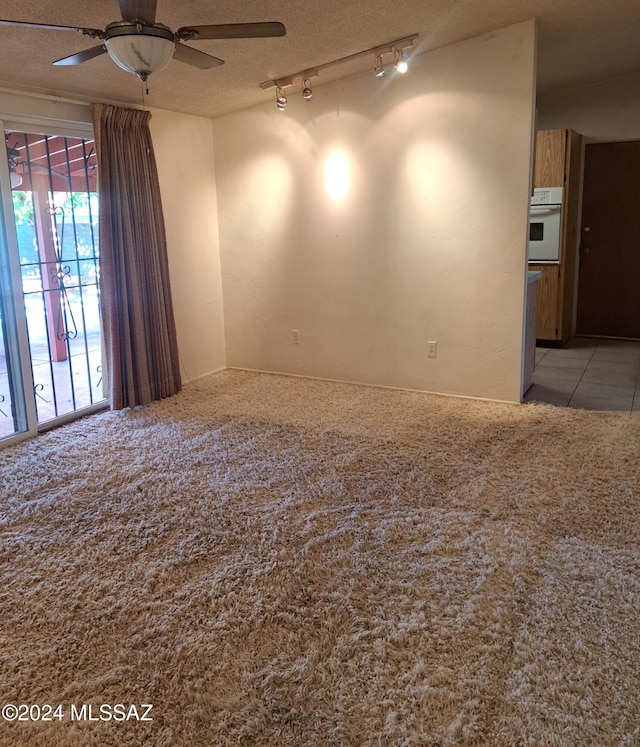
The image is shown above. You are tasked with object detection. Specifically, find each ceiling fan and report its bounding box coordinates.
[0,0,286,82]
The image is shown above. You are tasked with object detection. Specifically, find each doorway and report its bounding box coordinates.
[576,140,640,339]
[0,124,105,443]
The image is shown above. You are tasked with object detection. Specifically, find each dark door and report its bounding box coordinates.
[576,140,640,338]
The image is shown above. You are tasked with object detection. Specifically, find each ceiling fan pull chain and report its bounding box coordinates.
[139,78,149,107]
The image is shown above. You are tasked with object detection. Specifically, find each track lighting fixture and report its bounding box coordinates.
[260,33,418,110]
[276,86,287,111]
[395,51,409,74]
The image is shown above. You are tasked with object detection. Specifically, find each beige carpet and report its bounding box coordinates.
[1,369,639,746]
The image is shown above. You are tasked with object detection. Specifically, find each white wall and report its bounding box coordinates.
[150,109,226,381]
[537,73,640,143]
[213,21,536,402]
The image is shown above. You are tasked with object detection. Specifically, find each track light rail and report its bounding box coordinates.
[259,33,418,91]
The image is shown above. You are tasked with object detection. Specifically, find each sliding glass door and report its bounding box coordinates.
[0,121,105,445]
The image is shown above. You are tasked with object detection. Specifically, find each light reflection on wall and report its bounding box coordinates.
[397,139,467,233]
[231,153,294,242]
[324,150,351,201]
[401,140,443,218]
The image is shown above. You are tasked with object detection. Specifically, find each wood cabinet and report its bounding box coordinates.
[530,128,582,343]
[533,129,567,187]
[531,264,560,339]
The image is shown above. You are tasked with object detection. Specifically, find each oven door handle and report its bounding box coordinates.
[530,205,561,215]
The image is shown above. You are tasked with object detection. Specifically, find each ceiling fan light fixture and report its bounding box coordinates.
[104,23,175,80]
[10,170,22,188]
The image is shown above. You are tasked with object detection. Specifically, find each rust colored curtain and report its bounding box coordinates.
[92,103,181,410]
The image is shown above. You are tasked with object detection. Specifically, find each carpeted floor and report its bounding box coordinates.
[1,369,639,746]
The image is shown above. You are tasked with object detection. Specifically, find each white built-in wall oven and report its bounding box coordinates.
[528,186,563,263]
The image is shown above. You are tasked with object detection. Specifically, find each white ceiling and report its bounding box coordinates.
[0,0,638,119]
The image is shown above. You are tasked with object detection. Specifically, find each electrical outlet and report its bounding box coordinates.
[292,329,300,345]
[427,340,437,358]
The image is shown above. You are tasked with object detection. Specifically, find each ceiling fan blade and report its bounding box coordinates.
[117,0,157,26]
[177,22,286,41]
[21,162,71,183]
[52,45,108,67]
[0,18,101,34]
[173,43,224,70]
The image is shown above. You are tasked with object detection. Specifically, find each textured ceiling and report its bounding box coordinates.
[0,0,638,119]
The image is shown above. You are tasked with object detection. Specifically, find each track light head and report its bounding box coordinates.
[276,86,287,111]
[374,55,386,78]
[395,51,409,74]
[302,79,313,101]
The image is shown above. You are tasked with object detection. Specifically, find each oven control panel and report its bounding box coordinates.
[531,186,563,206]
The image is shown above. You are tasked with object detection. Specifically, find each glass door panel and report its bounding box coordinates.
[1,125,105,444]
[0,200,29,439]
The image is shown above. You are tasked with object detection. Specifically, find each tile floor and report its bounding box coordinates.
[524,337,640,415]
